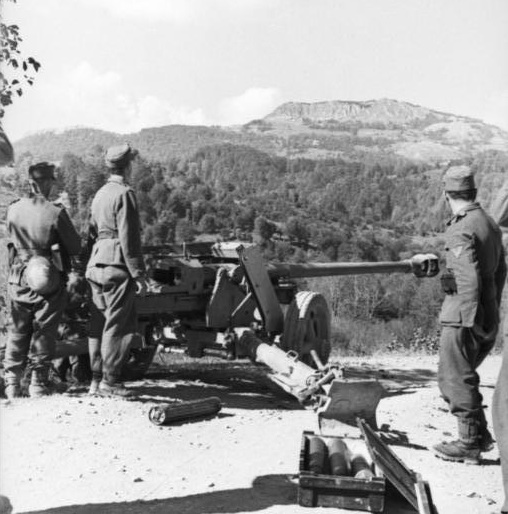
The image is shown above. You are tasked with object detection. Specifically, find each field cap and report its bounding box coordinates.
[28,162,56,180]
[443,165,476,192]
[105,143,132,169]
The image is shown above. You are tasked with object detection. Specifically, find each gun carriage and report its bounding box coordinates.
[51,241,438,424]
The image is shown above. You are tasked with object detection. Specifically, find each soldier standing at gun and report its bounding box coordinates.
[86,143,148,398]
[488,180,508,514]
[4,162,82,399]
[433,165,506,464]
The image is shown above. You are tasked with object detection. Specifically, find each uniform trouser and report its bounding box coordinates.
[86,266,137,385]
[438,325,496,422]
[3,283,67,381]
[493,319,508,512]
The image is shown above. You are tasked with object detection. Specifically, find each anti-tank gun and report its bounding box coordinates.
[139,242,438,364]
[136,242,438,426]
[48,240,438,424]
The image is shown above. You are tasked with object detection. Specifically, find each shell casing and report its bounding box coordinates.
[350,454,373,478]
[148,397,222,426]
[308,437,328,474]
[328,439,349,476]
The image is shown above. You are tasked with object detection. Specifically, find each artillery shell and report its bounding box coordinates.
[350,454,373,479]
[354,468,375,479]
[148,397,222,426]
[328,438,349,476]
[308,437,327,474]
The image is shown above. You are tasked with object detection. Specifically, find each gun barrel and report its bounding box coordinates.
[267,260,414,279]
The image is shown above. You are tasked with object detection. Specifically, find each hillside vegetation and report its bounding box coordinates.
[2,99,508,354]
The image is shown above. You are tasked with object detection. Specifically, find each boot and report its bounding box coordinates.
[478,408,495,452]
[4,373,22,399]
[433,417,481,464]
[98,381,134,399]
[29,368,51,397]
[478,427,494,452]
[88,378,101,396]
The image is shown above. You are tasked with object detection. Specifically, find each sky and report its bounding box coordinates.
[2,0,508,141]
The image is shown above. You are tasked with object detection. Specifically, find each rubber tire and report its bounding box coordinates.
[281,291,331,367]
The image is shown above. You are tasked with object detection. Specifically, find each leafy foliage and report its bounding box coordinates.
[0,0,41,116]
[2,139,508,353]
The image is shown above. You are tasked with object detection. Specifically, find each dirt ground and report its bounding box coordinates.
[0,353,505,514]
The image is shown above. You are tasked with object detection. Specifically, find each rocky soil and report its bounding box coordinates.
[0,354,505,514]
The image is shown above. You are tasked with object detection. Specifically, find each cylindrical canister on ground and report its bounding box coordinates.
[350,453,374,479]
[328,438,350,476]
[308,437,328,474]
[148,397,222,426]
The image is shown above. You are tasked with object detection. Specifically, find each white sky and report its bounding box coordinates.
[2,0,508,141]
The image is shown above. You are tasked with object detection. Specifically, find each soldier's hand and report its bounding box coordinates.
[135,277,149,297]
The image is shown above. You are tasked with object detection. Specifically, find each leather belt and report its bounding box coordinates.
[17,248,51,259]
[97,229,119,240]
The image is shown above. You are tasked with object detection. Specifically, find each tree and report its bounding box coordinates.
[199,213,218,234]
[254,216,276,241]
[1,0,41,117]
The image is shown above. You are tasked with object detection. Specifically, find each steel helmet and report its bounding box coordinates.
[25,256,61,295]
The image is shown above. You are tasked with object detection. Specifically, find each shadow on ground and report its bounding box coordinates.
[343,364,437,395]
[126,361,302,411]
[23,473,419,514]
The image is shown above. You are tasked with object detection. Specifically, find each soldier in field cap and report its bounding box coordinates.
[85,143,148,398]
[489,177,508,514]
[433,165,507,464]
[4,161,82,398]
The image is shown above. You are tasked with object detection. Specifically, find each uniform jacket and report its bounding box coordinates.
[490,180,508,247]
[440,202,506,333]
[87,175,145,279]
[7,194,82,266]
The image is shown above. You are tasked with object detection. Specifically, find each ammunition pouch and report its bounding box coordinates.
[7,242,17,267]
[440,269,457,295]
[8,260,27,286]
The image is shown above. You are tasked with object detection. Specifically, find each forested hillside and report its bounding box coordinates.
[3,99,508,354]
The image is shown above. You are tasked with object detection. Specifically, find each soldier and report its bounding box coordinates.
[4,162,82,398]
[86,143,148,398]
[433,166,506,464]
[489,182,508,514]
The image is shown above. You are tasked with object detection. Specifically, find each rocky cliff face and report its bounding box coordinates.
[265,98,467,126]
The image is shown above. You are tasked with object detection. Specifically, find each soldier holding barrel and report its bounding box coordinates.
[433,166,506,464]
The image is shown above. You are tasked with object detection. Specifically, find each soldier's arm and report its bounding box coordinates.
[490,181,508,229]
[56,208,82,257]
[116,189,146,278]
[495,246,507,306]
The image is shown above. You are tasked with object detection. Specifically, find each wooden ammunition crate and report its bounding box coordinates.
[298,431,386,512]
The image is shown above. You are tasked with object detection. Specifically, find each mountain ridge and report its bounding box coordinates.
[11,98,508,164]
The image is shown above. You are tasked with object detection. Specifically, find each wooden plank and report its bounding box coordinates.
[359,419,419,509]
[415,475,438,514]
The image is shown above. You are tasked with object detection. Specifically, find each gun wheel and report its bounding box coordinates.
[281,291,331,367]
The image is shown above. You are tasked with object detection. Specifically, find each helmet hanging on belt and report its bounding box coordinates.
[25,256,61,295]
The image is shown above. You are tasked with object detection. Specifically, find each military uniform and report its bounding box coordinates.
[4,163,82,395]
[490,183,508,513]
[434,166,506,464]
[86,144,146,392]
